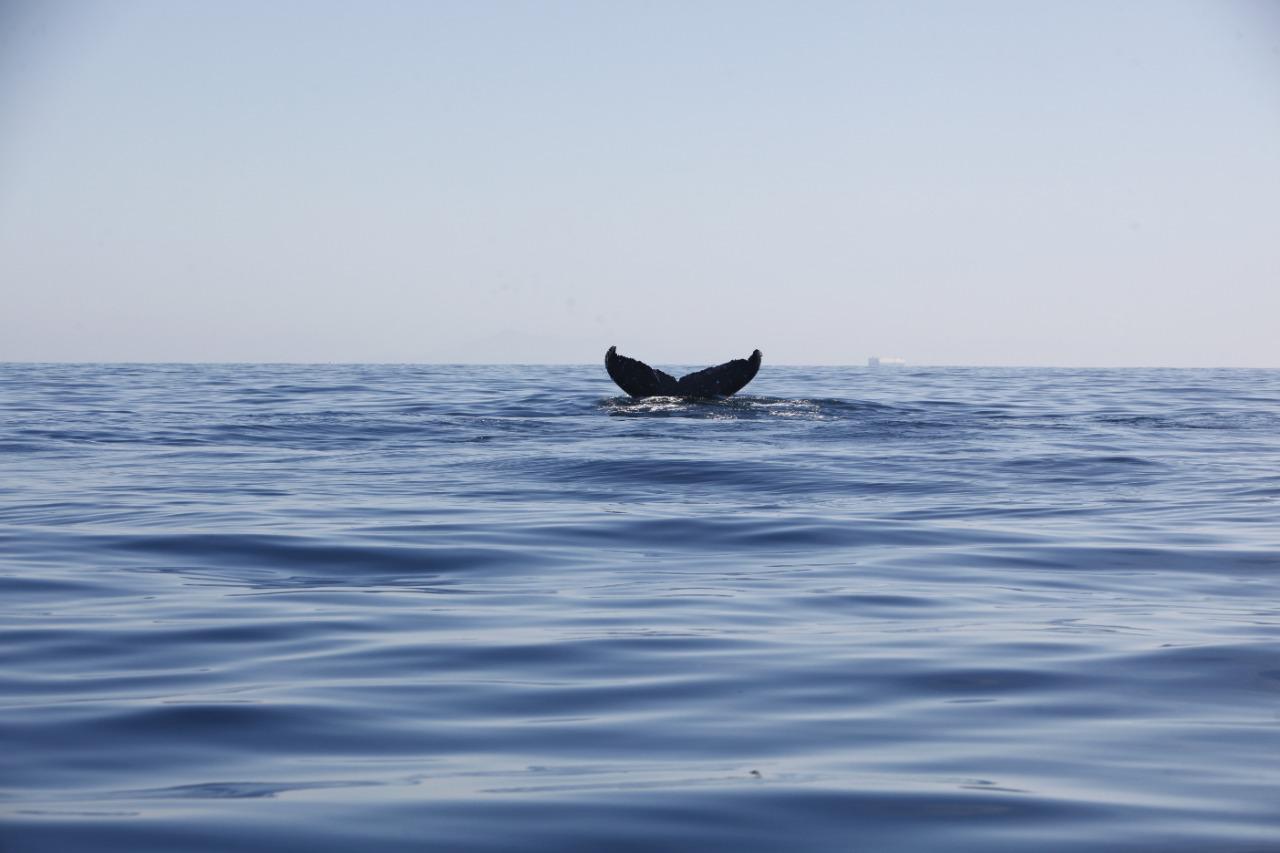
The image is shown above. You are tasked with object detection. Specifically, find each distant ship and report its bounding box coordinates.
[868,356,906,367]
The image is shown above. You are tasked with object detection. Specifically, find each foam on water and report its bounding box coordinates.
[1,364,1278,851]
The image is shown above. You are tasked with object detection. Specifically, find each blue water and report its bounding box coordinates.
[2,364,1278,852]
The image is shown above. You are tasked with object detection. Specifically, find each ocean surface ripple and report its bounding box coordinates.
[2,364,1278,852]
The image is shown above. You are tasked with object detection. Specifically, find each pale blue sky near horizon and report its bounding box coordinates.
[2,0,1278,366]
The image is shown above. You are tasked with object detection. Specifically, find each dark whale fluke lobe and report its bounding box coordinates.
[605,346,762,398]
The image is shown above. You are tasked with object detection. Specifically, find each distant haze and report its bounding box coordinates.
[2,0,1278,366]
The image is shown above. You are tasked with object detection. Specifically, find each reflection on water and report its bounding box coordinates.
[1,364,1279,852]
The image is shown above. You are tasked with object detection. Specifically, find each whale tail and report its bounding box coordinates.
[605,347,762,398]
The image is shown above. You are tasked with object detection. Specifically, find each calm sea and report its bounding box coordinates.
[2,364,1278,852]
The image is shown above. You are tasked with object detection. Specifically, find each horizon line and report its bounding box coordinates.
[1,360,1276,370]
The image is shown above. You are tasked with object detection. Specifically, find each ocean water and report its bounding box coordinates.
[2,363,1278,852]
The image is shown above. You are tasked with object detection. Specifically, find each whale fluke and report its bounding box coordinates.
[605,347,762,398]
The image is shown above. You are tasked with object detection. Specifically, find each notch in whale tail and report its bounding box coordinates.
[605,346,762,398]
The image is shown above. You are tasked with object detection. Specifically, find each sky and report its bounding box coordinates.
[1,0,1278,366]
